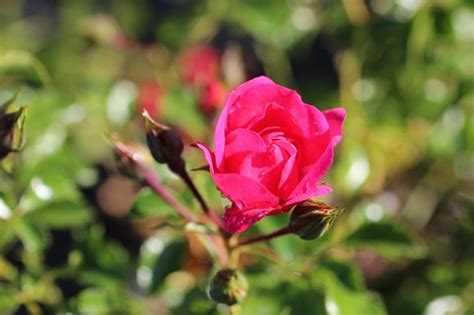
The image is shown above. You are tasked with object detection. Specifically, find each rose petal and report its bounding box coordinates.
[192,142,217,173]
[284,183,332,207]
[193,142,279,210]
[277,145,299,198]
[286,108,345,202]
[224,128,266,160]
[213,173,279,210]
[324,107,346,146]
[224,205,273,234]
[214,76,275,167]
[249,102,303,140]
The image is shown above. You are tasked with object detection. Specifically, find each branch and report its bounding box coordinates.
[234,226,291,248]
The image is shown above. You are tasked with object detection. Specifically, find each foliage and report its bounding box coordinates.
[0,0,473,314]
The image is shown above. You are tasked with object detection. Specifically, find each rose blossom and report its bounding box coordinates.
[194,76,346,234]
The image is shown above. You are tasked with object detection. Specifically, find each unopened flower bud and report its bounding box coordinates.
[143,111,184,171]
[207,269,248,305]
[289,200,343,240]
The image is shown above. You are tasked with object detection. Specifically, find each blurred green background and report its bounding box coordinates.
[0,0,473,314]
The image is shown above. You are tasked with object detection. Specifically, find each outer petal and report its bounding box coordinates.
[323,107,346,146]
[285,183,332,207]
[288,94,330,138]
[287,107,346,203]
[192,142,218,173]
[213,173,279,210]
[214,76,275,167]
[224,206,274,234]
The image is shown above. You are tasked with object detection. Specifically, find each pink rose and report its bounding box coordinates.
[194,76,346,234]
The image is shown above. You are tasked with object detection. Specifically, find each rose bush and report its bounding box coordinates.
[195,76,345,233]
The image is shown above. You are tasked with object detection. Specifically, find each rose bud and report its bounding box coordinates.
[0,107,26,160]
[143,111,185,172]
[194,76,346,234]
[289,200,343,240]
[207,269,248,305]
[181,45,220,85]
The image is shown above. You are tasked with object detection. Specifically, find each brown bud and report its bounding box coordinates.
[289,200,343,240]
[207,269,248,305]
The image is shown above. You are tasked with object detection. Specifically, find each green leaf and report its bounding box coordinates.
[130,187,179,219]
[313,268,387,315]
[0,285,18,313]
[74,225,131,285]
[320,260,365,292]
[76,288,112,314]
[0,219,16,250]
[14,219,48,251]
[149,240,186,293]
[345,221,423,260]
[19,174,81,211]
[25,201,92,229]
[0,50,51,85]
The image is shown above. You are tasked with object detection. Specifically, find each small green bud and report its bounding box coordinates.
[207,269,248,305]
[289,200,343,240]
[143,111,184,170]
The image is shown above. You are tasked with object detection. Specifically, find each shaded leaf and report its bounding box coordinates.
[345,221,423,260]
[150,240,186,293]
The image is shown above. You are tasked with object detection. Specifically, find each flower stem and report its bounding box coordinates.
[176,164,226,232]
[234,226,291,248]
[178,166,210,213]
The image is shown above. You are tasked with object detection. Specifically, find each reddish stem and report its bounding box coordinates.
[235,226,291,248]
